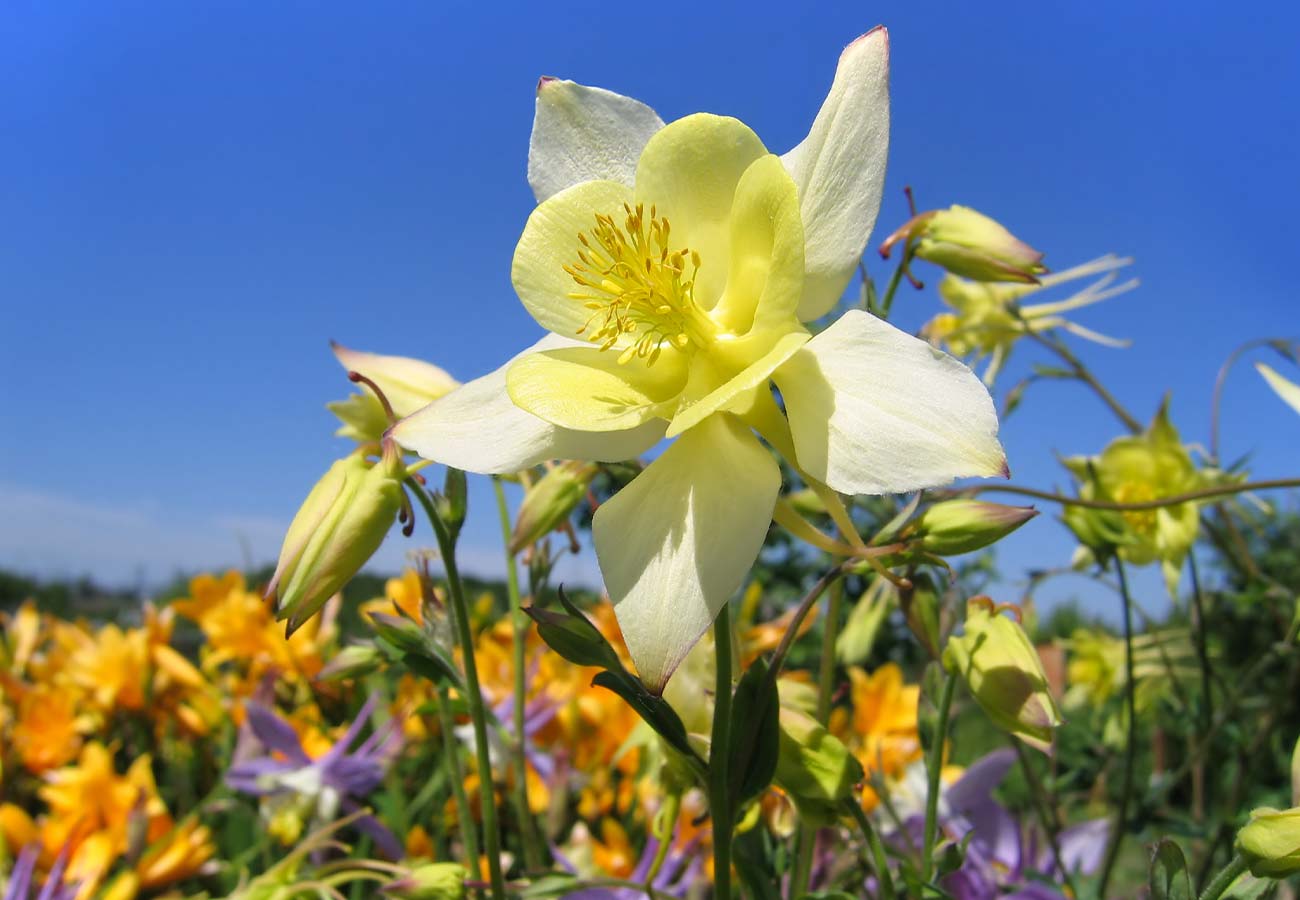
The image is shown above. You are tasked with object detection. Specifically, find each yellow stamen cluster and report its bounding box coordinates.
[1114,482,1158,536]
[565,203,715,365]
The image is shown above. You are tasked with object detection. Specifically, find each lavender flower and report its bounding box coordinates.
[2,846,77,900]
[553,831,703,900]
[226,695,403,859]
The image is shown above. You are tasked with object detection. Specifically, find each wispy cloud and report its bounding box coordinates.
[0,483,601,592]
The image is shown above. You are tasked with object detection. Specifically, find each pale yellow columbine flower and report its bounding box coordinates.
[327,342,459,445]
[395,28,1005,690]
[1258,362,1300,415]
[923,255,1137,385]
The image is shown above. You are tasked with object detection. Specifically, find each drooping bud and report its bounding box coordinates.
[381,863,468,900]
[509,461,597,554]
[1237,807,1300,879]
[880,204,1047,283]
[909,500,1037,556]
[267,445,406,634]
[942,597,1063,753]
[774,706,864,825]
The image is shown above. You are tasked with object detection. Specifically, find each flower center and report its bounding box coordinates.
[1114,481,1157,536]
[565,203,717,365]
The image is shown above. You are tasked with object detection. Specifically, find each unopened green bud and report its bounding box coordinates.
[1238,807,1300,879]
[524,588,623,672]
[1291,737,1300,807]
[942,598,1063,753]
[774,707,864,825]
[836,578,896,665]
[381,863,467,900]
[509,461,597,554]
[267,447,405,634]
[784,488,827,518]
[911,500,1037,556]
[881,205,1047,283]
[318,643,384,681]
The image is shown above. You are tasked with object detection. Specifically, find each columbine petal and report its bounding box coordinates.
[633,114,768,308]
[667,329,809,438]
[781,27,890,322]
[392,336,666,475]
[507,344,688,431]
[1258,363,1300,416]
[710,153,806,336]
[593,414,779,692]
[513,179,635,340]
[527,78,665,203]
[329,343,458,418]
[774,309,1005,495]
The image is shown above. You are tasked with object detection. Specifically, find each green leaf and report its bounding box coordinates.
[400,651,461,689]
[727,659,781,814]
[1148,839,1193,900]
[524,587,625,671]
[518,874,582,898]
[591,670,695,761]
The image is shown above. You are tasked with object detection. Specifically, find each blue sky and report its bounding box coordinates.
[3,1,1298,618]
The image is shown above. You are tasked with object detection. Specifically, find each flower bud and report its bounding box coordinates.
[318,644,385,682]
[942,598,1063,753]
[774,706,864,825]
[1237,807,1300,879]
[881,205,1046,283]
[509,461,597,554]
[909,500,1036,556]
[267,447,405,634]
[382,863,467,900]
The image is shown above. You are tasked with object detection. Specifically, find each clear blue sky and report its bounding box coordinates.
[3,1,1298,618]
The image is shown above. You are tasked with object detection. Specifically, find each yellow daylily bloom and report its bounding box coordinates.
[923,254,1137,384]
[1258,362,1300,416]
[395,29,1005,690]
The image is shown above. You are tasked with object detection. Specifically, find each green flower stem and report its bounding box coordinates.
[921,668,957,885]
[1197,853,1248,900]
[961,477,1300,511]
[1096,557,1139,900]
[846,799,896,900]
[768,563,850,679]
[709,602,735,900]
[878,248,914,318]
[492,476,544,871]
[1010,738,1078,898]
[789,581,846,898]
[1187,552,1214,822]
[408,479,506,900]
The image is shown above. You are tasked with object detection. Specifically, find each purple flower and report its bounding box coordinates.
[936,749,1109,900]
[226,695,403,859]
[2,846,78,900]
[553,831,703,899]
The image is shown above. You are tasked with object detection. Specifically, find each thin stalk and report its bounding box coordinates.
[769,563,849,678]
[921,670,957,884]
[960,477,1300,511]
[1197,853,1248,900]
[1096,557,1139,900]
[1026,329,1143,434]
[1187,553,1214,824]
[709,603,735,900]
[436,681,480,875]
[846,800,896,900]
[1011,738,1079,898]
[492,477,543,871]
[408,479,506,900]
[878,250,912,318]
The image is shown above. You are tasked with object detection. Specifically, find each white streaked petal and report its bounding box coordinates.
[528,78,665,203]
[782,27,891,322]
[595,414,779,693]
[775,309,1006,495]
[1258,363,1300,416]
[391,335,665,475]
[330,342,459,419]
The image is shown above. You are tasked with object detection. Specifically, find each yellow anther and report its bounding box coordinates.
[567,204,716,365]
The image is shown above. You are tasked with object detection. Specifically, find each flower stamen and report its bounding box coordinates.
[565,203,716,364]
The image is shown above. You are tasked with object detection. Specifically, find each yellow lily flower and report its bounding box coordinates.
[395,28,1005,691]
